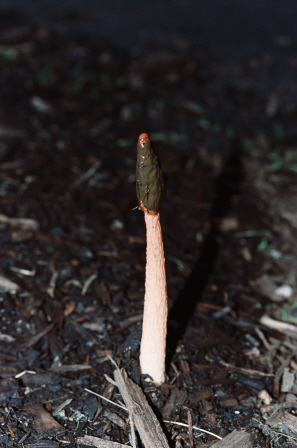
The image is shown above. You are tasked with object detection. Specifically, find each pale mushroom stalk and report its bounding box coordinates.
[136,133,167,384]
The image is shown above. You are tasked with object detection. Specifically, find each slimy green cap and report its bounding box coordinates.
[136,133,166,214]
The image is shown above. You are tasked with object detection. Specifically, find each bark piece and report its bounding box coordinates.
[24,442,59,448]
[258,389,272,405]
[111,364,170,448]
[104,409,127,429]
[162,388,188,418]
[21,324,54,349]
[194,388,213,401]
[119,314,143,330]
[201,400,216,425]
[25,403,62,434]
[218,396,238,408]
[93,382,115,421]
[0,378,18,401]
[281,367,295,392]
[252,275,282,302]
[77,435,127,447]
[266,408,297,436]
[209,429,256,447]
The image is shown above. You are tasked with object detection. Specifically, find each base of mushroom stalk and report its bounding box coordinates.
[139,212,168,385]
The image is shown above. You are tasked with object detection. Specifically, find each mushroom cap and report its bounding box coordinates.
[136,134,166,214]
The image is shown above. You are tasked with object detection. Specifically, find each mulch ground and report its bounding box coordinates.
[1,18,297,448]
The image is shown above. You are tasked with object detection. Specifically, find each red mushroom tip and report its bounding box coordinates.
[138,133,150,145]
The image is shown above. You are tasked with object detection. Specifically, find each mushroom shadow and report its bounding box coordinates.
[167,139,245,361]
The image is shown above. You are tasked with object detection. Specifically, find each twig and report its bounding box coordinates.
[0,213,39,230]
[82,273,97,295]
[187,410,194,448]
[21,324,54,349]
[111,358,170,448]
[72,158,101,188]
[255,326,272,350]
[84,388,128,411]
[260,314,297,333]
[163,421,222,440]
[47,270,59,297]
[76,435,129,447]
[218,358,274,378]
[10,266,36,276]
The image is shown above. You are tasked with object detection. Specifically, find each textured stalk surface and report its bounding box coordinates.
[140,212,167,384]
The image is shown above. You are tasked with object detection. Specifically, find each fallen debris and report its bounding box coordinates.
[209,429,257,447]
[0,213,39,231]
[0,275,20,292]
[261,315,297,334]
[108,360,170,448]
[24,403,62,434]
[266,408,297,437]
[76,435,128,447]
[281,368,295,393]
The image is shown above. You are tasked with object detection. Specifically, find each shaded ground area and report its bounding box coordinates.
[0,17,297,448]
[1,0,297,63]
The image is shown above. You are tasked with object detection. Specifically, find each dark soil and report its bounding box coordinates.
[1,17,297,448]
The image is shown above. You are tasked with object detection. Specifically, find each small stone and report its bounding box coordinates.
[110,219,124,230]
[30,96,53,113]
[241,246,252,262]
[218,216,239,232]
[219,396,239,408]
[281,367,295,392]
[274,284,293,299]
[270,249,282,260]
[258,389,272,405]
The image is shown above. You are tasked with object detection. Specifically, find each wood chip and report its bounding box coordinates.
[76,435,127,447]
[25,403,62,434]
[0,333,15,342]
[104,409,127,429]
[24,442,59,448]
[180,359,190,375]
[21,324,54,349]
[266,408,297,436]
[201,400,216,425]
[162,388,188,418]
[218,396,238,408]
[49,364,92,373]
[252,275,279,301]
[0,213,39,230]
[281,367,295,393]
[194,388,213,401]
[111,362,170,448]
[218,358,274,378]
[209,429,256,447]
[119,314,143,329]
[0,275,20,292]
[218,216,239,232]
[52,398,73,417]
[258,389,272,405]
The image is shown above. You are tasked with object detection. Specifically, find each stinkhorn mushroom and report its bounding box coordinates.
[136,133,167,384]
